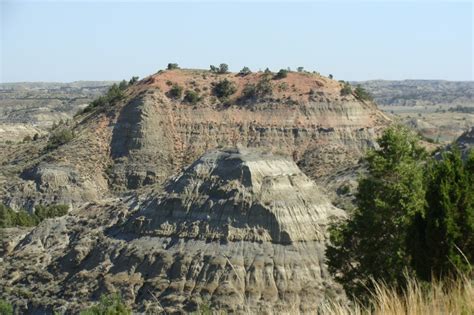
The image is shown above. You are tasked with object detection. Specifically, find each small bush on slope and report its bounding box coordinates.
[183,90,201,104]
[167,63,179,70]
[274,69,288,79]
[0,299,13,315]
[81,81,128,114]
[0,204,68,228]
[354,85,373,101]
[167,84,183,99]
[0,204,39,228]
[34,204,69,221]
[212,79,236,99]
[340,82,352,96]
[46,127,75,150]
[80,294,131,315]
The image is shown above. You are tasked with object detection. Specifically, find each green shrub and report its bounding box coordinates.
[209,64,229,74]
[218,63,229,74]
[0,204,68,228]
[340,83,352,96]
[239,67,251,76]
[0,299,13,315]
[297,67,304,73]
[212,79,236,99]
[240,77,273,102]
[0,204,38,228]
[46,128,75,150]
[128,76,139,85]
[354,85,373,101]
[81,83,125,114]
[80,294,131,315]
[118,80,128,91]
[241,84,257,100]
[107,83,126,101]
[167,84,183,99]
[183,90,200,104]
[329,74,334,79]
[167,63,179,70]
[35,204,69,221]
[274,69,288,79]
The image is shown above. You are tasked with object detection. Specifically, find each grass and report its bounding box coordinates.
[320,274,473,314]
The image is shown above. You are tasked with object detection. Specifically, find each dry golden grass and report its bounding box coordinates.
[320,275,473,315]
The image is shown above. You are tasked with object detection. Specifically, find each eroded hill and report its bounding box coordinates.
[0,68,391,313]
[0,69,389,210]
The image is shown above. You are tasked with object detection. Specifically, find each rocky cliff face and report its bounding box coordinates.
[0,148,346,314]
[109,70,389,190]
[1,69,389,211]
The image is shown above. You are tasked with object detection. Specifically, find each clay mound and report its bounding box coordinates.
[0,148,346,314]
[124,148,344,243]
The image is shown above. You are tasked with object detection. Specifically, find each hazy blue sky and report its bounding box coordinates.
[1,1,472,82]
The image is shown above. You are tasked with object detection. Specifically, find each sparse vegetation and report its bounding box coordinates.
[80,294,131,315]
[0,204,69,228]
[46,127,75,150]
[240,76,273,102]
[128,76,139,85]
[0,299,13,315]
[81,82,127,114]
[238,66,252,76]
[212,79,236,99]
[340,82,353,96]
[274,69,288,79]
[210,63,229,74]
[167,84,183,99]
[34,204,69,221]
[183,89,201,104]
[167,63,180,70]
[297,67,304,72]
[320,274,473,314]
[0,204,38,228]
[354,85,373,101]
[448,105,474,113]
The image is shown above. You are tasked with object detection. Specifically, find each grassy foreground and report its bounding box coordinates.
[320,274,473,315]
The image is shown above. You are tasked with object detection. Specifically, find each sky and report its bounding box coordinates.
[1,0,472,82]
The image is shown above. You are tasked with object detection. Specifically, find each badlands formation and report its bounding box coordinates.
[0,69,390,313]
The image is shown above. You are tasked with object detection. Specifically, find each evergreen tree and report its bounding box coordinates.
[327,126,427,297]
[409,147,474,280]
